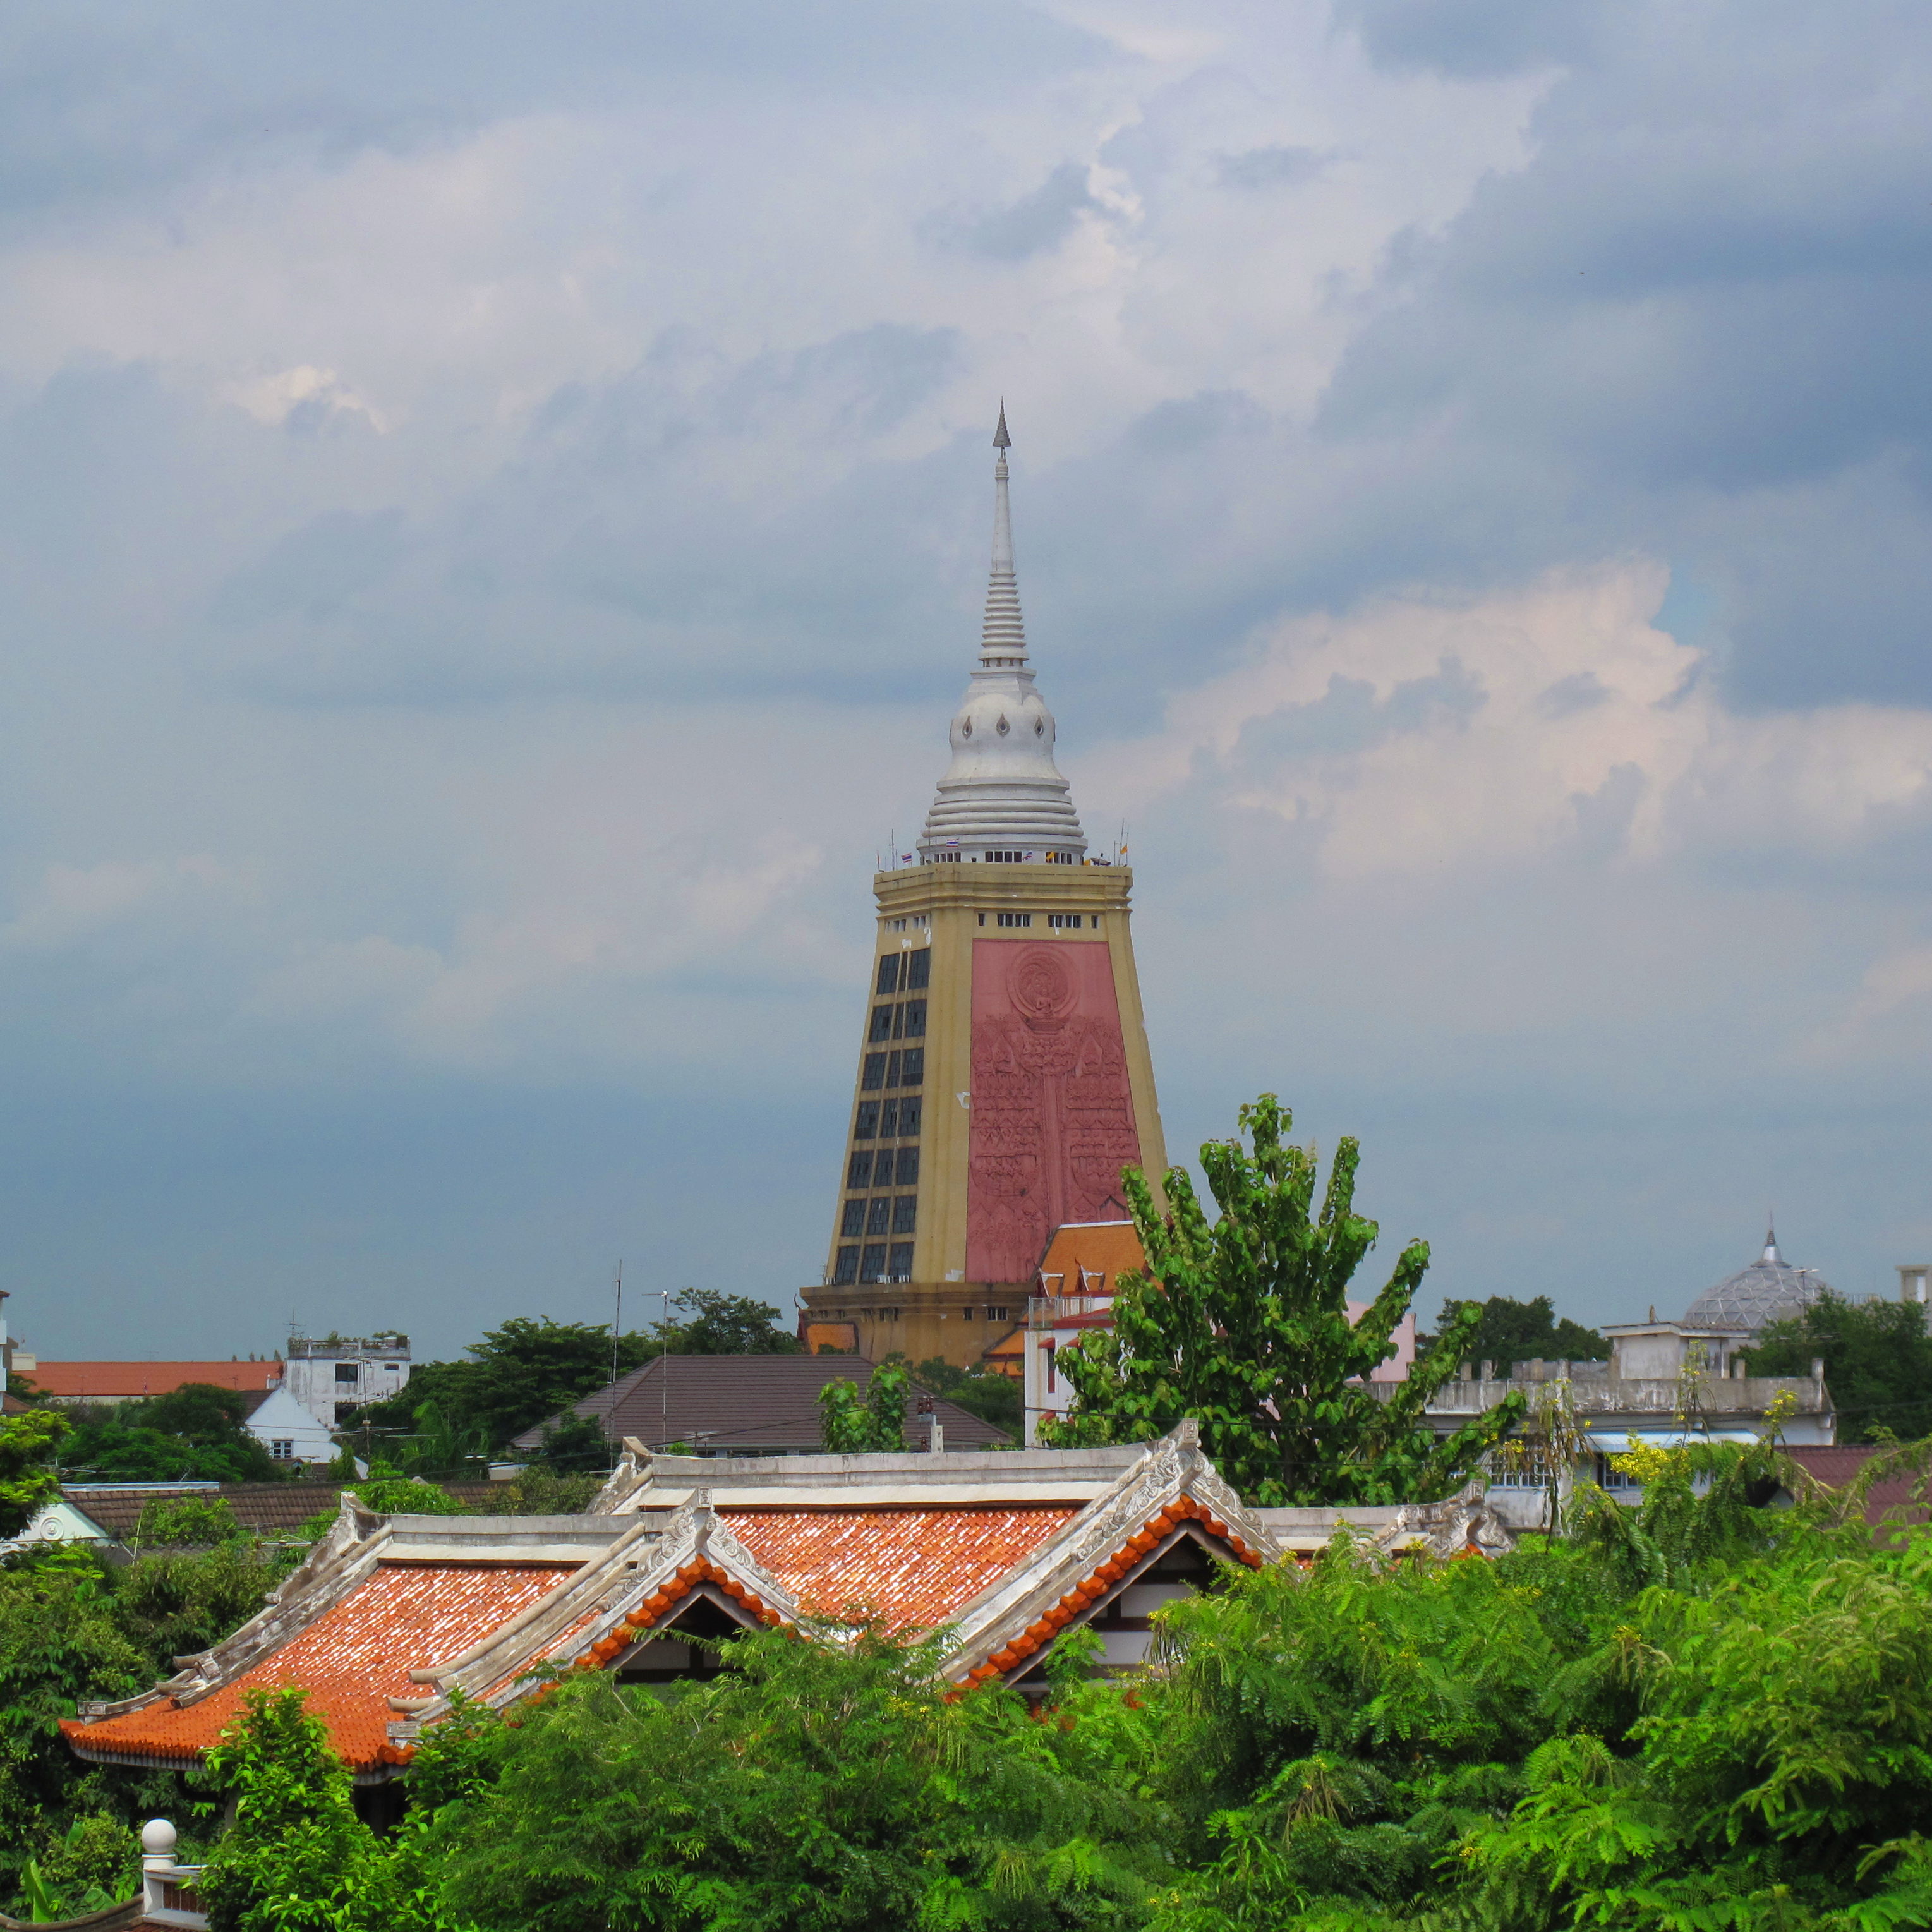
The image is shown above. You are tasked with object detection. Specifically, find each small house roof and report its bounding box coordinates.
[1035,1219,1143,1296]
[510,1355,1010,1454]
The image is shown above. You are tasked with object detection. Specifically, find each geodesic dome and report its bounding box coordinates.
[1681,1230,1831,1333]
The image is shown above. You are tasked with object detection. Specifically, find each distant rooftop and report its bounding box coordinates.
[286,1334,410,1358]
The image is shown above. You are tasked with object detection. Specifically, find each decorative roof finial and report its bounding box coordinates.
[993,401,1011,450]
[979,406,1025,668]
[1763,1217,1781,1265]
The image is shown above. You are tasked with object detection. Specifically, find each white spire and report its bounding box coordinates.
[915,411,1088,865]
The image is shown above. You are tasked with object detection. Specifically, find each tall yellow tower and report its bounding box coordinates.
[800,411,1166,1370]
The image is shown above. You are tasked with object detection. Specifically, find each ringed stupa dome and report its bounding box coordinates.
[1681,1228,1831,1333]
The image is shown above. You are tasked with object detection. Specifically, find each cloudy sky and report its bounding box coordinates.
[4,0,1931,1360]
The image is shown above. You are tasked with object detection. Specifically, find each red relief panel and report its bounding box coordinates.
[967,941,1144,1283]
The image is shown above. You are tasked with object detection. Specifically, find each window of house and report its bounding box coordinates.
[861,1243,888,1280]
[888,1245,913,1280]
[866,1197,891,1236]
[876,1098,897,1138]
[996,912,1031,928]
[1091,916,1101,928]
[869,1006,894,1042]
[334,1403,359,1425]
[270,1439,294,1459]
[962,1306,975,1320]
[383,1361,401,1371]
[1048,850,1074,864]
[898,1046,924,1087]
[884,1050,901,1087]
[334,1363,359,1385]
[876,955,900,996]
[897,1096,922,1137]
[988,1305,1008,1321]
[977,913,985,926]
[854,1101,880,1138]
[988,850,1025,863]
[1485,1453,1545,1490]
[1044,1341,1056,1394]
[892,1146,919,1186]
[906,950,931,990]
[834,1246,860,1285]
[891,1196,917,1235]
[841,1200,866,1238]
[1595,1454,1640,1492]
[861,1053,887,1091]
[847,1150,874,1187]
[902,999,926,1036]
[1048,913,1082,929]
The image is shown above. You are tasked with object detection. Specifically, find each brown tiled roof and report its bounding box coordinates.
[720,1503,1079,1627]
[1784,1445,1932,1528]
[30,1362,284,1400]
[63,1560,576,1771]
[61,1481,498,1541]
[511,1355,1010,1454]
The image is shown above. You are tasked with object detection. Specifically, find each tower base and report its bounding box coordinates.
[797,1280,1030,1375]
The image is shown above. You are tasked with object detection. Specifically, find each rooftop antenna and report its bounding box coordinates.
[610,1260,623,1390]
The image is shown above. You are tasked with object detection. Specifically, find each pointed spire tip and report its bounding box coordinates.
[993,401,1011,450]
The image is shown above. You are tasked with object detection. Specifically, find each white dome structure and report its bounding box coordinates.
[1681,1228,1832,1333]
[917,409,1088,865]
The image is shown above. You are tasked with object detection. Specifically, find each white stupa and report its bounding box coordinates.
[917,408,1089,865]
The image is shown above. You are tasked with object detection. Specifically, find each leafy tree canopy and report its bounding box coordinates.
[0,1407,70,1538]
[819,1361,911,1452]
[1747,1288,1932,1443]
[1421,1293,1607,1375]
[349,1293,801,1456]
[1041,1093,1524,1505]
[912,1355,1022,1437]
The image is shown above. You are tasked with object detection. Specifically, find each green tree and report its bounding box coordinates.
[1041,1094,1523,1505]
[1423,1293,1607,1374]
[0,1408,69,1538]
[132,1495,243,1549]
[818,1361,911,1452]
[530,1412,610,1475]
[1747,1289,1932,1442]
[912,1356,1022,1438]
[652,1287,802,1356]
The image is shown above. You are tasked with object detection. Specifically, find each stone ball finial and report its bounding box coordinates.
[140,1818,177,1857]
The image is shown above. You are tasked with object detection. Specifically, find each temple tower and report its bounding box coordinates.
[800,412,1167,1370]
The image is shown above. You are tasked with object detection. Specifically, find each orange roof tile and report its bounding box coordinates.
[1035,1221,1145,1296]
[719,1504,1079,1629]
[30,1361,284,1399]
[63,1562,574,1770]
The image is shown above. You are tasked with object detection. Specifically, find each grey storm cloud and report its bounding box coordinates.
[3,0,1932,1358]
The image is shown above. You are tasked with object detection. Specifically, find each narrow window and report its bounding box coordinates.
[897,1096,922,1137]
[902,999,926,1037]
[854,1101,880,1139]
[876,955,900,996]
[962,1307,975,1321]
[847,1150,874,1187]
[866,1198,891,1236]
[861,1053,886,1091]
[840,1200,866,1238]
[869,1006,893,1042]
[1044,1341,1056,1394]
[893,1146,919,1186]
[879,1099,899,1138]
[834,1247,860,1285]
[891,1196,917,1235]
[884,1050,901,1088]
[1091,916,1100,929]
[996,912,1032,928]
[898,1046,924,1087]
[861,1243,887,1280]
[989,1304,1008,1320]
[335,1362,359,1385]
[906,949,931,990]
[977,913,985,926]
[888,1245,914,1279]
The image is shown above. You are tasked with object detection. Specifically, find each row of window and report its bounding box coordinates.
[833,1243,915,1284]
[854,1096,921,1140]
[842,1195,917,1237]
[860,1047,922,1091]
[876,949,932,994]
[869,999,927,1042]
[974,913,1101,929]
[849,1146,919,1188]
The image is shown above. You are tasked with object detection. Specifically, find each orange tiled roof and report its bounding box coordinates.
[30,1361,284,1399]
[719,1505,1080,1629]
[1035,1220,1145,1296]
[63,1562,574,1770]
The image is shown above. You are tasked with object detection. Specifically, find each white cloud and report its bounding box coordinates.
[0,856,237,952]
[1096,562,1932,879]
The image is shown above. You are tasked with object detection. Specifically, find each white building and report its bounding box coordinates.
[282,1333,411,1428]
[244,1384,340,1467]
